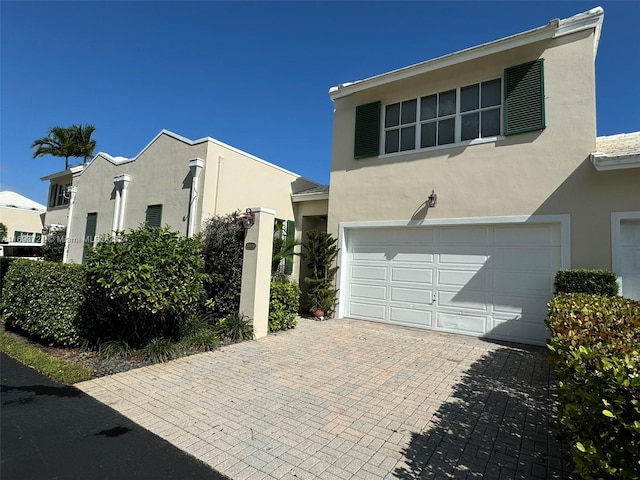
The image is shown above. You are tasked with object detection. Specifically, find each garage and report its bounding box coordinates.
[616,218,640,300]
[340,219,567,345]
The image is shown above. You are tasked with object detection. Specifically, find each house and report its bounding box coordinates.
[41,130,328,273]
[327,6,639,345]
[0,190,46,243]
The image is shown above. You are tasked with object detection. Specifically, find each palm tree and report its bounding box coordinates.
[71,124,96,165]
[31,126,76,169]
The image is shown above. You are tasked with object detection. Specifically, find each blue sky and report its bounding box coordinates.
[2,1,639,205]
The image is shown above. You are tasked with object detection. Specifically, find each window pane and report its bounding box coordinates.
[438,118,455,145]
[481,79,501,108]
[385,103,400,128]
[461,112,479,141]
[385,129,399,154]
[461,84,479,112]
[420,122,436,148]
[438,90,456,116]
[401,99,417,125]
[481,108,501,137]
[420,95,437,120]
[400,126,416,151]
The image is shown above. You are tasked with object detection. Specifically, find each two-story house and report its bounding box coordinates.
[327,7,639,345]
[41,130,329,282]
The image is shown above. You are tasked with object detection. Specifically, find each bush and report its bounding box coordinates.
[269,282,301,332]
[546,293,640,479]
[215,312,254,343]
[0,257,17,300]
[302,230,339,316]
[554,269,619,296]
[84,225,207,347]
[200,212,245,319]
[42,230,65,262]
[1,260,87,346]
[143,338,179,363]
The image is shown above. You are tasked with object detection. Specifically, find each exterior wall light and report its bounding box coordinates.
[428,190,438,208]
[242,208,255,229]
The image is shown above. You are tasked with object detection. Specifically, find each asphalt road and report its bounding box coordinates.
[1,353,229,480]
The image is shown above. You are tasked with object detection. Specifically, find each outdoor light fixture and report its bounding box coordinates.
[242,208,255,229]
[428,190,438,208]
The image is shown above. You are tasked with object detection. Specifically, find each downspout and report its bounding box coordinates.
[111,177,121,237]
[117,174,131,231]
[62,186,77,263]
[187,158,204,237]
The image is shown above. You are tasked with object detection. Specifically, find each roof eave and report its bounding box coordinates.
[291,192,330,203]
[591,153,640,171]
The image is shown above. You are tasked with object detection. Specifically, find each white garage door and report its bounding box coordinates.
[619,220,640,300]
[343,222,562,345]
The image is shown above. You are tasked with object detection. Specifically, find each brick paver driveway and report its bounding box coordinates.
[77,318,572,480]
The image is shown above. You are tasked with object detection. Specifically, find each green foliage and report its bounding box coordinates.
[98,340,132,359]
[84,225,207,347]
[179,314,220,351]
[0,222,7,242]
[215,313,254,343]
[269,282,300,332]
[31,124,96,169]
[302,230,339,316]
[1,260,87,346]
[42,230,65,262]
[0,257,17,300]
[143,338,179,363]
[272,222,299,282]
[554,269,619,296]
[200,212,245,319]
[546,293,640,479]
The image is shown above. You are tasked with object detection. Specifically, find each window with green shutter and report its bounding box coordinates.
[145,204,163,228]
[504,59,545,135]
[354,101,381,159]
[82,212,97,263]
[284,220,296,275]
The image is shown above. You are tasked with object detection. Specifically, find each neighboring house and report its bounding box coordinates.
[0,191,46,243]
[327,7,639,345]
[41,130,328,271]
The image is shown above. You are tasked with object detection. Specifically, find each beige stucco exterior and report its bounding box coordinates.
[0,206,45,242]
[328,26,640,271]
[42,131,324,265]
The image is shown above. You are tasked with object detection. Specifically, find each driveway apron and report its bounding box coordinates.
[76,318,574,480]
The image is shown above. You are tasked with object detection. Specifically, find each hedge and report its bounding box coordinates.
[546,293,640,479]
[0,257,17,300]
[268,282,300,332]
[554,269,619,296]
[1,260,87,346]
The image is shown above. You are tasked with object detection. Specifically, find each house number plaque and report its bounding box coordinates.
[245,242,257,250]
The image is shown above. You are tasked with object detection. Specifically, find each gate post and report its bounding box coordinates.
[239,207,275,339]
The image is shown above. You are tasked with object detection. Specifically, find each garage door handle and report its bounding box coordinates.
[431,294,436,305]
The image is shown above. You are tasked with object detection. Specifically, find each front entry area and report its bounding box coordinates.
[340,219,567,345]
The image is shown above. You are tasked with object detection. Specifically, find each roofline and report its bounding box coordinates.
[39,165,85,182]
[0,204,46,213]
[328,6,604,101]
[291,191,330,203]
[591,152,640,171]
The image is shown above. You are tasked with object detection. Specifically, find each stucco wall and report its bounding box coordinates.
[327,29,638,270]
[1,207,45,241]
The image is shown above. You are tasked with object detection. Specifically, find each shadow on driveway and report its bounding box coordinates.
[393,343,575,480]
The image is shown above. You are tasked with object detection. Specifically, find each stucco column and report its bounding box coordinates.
[117,174,131,231]
[112,177,122,236]
[62,186,77,264]
[187,158,204,238]
[239,207,275,339]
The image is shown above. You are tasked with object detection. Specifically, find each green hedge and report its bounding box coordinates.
[268,282,300,332]
[1,260,87,346]
[546,294,640,479]
[0,257,17,300]
[554,269,619,296]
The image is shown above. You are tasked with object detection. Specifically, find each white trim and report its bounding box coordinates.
[329,7,603,100]
[248,207,276,215]
[591,153,640,171]
[336,214,571,319]
[291,192,330,203]
[611,211,640,295]
[40,165,85,182]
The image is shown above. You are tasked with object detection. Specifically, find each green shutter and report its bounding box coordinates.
[354,101,381,159]
[284,220,296,275]
[48,185,57,207]
[82,212,97,263]
[504,59,545,135]
[145,204,163,228]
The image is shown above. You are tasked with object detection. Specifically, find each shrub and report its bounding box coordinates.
[546,293,640,479]
[1,260,87,346]
[179,314,220,351]
[0,257,17,300]
[42,230,65,262]
[554,269,619,296]
[84,225,207,346]
[302,230,339,316]
[215,313,254,343]
[98,340,132,359]
[269,282,300,332]
[200,212,245,319]
[143,338,179,363]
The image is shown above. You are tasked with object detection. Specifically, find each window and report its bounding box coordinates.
[145,204,163,228]
[14,231,35,242]
[384,79,502,154]
[49,183,71,207]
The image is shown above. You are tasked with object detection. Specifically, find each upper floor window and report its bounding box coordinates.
[48,183,70,208]
[383,79,502,155]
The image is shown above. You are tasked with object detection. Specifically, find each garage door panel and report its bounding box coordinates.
[436,312,486,334]
[494,224,560,245]
[493,294,548,317]
[390,286,433,305]
[439,226,489,244]
[351,265,387,281]
[351,247,392,262]
[620,248,640,274]
[439,290,488,311]
[349,302,386,321]
[390,307,432,326]
[493,271,552,296]
[490,318,548,345]
[438,269,487,289]
[391,267,433,284]
[351,283,387,301]
[621,220,640,243]
[439,252,488,266]
[491,246,561,271]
